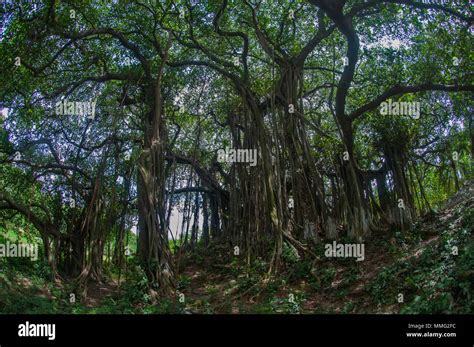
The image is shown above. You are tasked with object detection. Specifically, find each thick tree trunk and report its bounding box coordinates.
[241,88,283,274]
[41,234,59,280]
[137,141,175,297]
[70,229,85,277]
[209,193,220,240]
[278,65,328,240]
[137,75,175,297]
[340,156,370,239]
[384,148,416,229]
[336,119,372,239]
[190,192,200,248]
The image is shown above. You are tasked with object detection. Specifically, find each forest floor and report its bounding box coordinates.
[167,180,473,314]
[0,181,472,314]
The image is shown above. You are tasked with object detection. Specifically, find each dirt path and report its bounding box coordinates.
[83,280,120,307]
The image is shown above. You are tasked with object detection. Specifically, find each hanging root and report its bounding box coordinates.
[283,231,317,259]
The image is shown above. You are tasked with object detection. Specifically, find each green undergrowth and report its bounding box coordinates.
[1,200,472,314]
[366,207,473,313]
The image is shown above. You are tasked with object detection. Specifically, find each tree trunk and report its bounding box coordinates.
[137,77,175,297]
[202,193,210,246]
